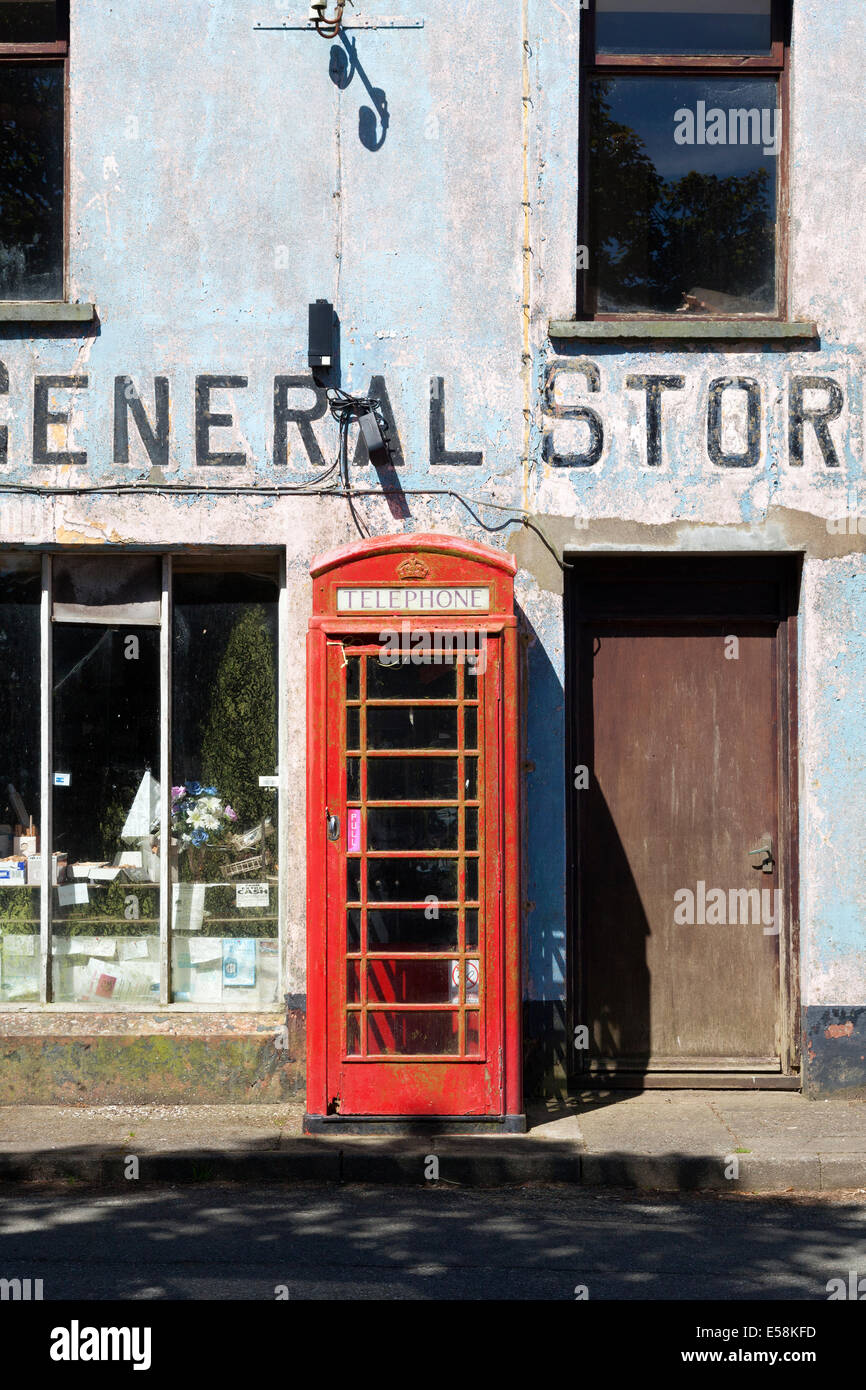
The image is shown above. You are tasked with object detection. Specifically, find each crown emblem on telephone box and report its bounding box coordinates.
[397,557,430,580]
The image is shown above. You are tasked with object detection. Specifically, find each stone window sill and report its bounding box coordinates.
[0,301,96,324]
[549,318,818,343]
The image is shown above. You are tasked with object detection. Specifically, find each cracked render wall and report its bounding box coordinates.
[0,0,862,1096]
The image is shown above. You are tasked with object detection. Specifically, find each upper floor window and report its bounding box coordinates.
[0,2,67,301]
[581,1,789,318]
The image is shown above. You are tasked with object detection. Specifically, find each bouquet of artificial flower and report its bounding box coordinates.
[169,783,238,848]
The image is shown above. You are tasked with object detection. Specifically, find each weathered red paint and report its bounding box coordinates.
[305,534,521,1125]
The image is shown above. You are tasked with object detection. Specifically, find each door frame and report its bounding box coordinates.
[564,554,801,1087]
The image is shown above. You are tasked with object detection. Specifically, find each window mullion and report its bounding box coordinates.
[39,554,51,1003]
[159,555,172,1006]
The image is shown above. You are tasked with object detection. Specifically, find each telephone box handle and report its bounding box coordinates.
[326,809,340,842]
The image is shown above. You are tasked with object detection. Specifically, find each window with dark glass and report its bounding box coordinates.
[581,1,789,317]
[0,2,67,300]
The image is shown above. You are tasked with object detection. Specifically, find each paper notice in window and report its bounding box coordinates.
[187,937,222,965]
[236,882,269,910]
[117,938,150,960]
[347,809,362,853]
[69,936,116,959]
[57,883,89,907]
[172,883,205,932]
[2,934,35,956]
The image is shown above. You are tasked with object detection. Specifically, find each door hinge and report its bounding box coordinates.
[327,1095,341,1115]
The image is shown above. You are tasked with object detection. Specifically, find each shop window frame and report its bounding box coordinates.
[578,0,792,322]
[0,548,286,1010]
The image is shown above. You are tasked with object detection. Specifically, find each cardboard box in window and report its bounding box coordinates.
[0,859,27,884]
[26,853,68,886]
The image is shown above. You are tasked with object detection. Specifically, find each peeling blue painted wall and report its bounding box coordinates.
[0,0,862,1097]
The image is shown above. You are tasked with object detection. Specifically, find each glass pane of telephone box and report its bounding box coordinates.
[0,562,41,1002]
[171,567,279,1006]
[51,626,161,1004]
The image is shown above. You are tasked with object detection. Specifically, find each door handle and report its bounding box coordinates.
[326,809,340,842]
[748,835,775,873]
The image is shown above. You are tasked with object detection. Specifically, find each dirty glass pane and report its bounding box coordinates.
[0,3,59,42]
[465,909,479,950]
[0,563,41,1002]
[347,858,361,903]
[465,758,478,799]
[464,706,478,750]
[588,76,778,314]
[346,959,360,1003]
[367,757,458,801]
[367,806,458,852]
[346,757,360,801]
[346,1012,361,1055]
[367,657,456,701]
[368,858,458,904]
[345,655,360,701]
[367,907,458,952]
[171,570,279,1006]
[367,958,452,1004]
[346,706,360,750]
[51,626,160,1005]
[465,859,479,903]
[367,706,458,750]
[347,908,362,949]
[0,63,63,300]
[465,807,478,852]
[595,0,773,56]
[367,1010,459,1056]
[466,1012,481,1056]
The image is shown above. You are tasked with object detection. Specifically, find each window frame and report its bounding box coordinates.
[578,0,791,321]
[0,548,287,1011]
[0,1,70,302]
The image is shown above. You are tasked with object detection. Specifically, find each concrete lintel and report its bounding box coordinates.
[549,319,819,342]
[0,302,96,324]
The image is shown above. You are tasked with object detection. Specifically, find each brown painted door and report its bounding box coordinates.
[572,560,795,1074]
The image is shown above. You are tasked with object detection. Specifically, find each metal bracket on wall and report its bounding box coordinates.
[255,16,424,29]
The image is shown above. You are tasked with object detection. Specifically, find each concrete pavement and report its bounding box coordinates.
[0,1091,863,1192]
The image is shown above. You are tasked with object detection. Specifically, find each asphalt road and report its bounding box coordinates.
[1,1184,865,1301]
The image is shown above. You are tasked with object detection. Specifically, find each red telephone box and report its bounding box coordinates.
[304,534,523,1132]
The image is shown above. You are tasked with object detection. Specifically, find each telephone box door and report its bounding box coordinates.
[324,634,503,1117]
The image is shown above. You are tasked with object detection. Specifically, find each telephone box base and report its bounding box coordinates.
[303,1113,527,1135]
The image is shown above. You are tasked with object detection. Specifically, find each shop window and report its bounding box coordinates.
[581,1,789,317]
[0,2,67,301]
[0,552,283,1008]
[171,566,280,1007]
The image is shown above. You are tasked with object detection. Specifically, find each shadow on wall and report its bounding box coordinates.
[516,601,568,1098]
[518,600,653,1104]
[329,35,390,150]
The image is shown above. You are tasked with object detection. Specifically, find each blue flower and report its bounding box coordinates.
[186,781,202,796]
[191,829,207,846]
[202,786,217,796]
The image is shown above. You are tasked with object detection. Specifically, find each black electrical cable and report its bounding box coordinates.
[327,386,382,539]
[0,482,567,568]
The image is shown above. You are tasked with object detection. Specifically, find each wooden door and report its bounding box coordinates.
[570,558,798,1077]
